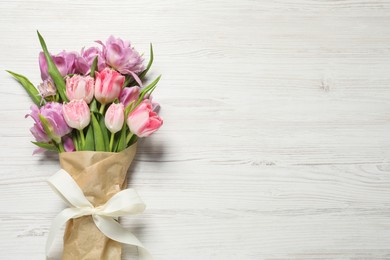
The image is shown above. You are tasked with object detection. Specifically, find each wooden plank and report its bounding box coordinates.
[0,0,389,259]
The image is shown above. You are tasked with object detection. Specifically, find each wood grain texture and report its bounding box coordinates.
[0,0,390,259]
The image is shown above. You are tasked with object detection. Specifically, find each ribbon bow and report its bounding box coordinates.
[46,169,152,259]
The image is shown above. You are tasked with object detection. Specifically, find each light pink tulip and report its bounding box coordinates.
[94,68,125,104]
[66,75,95,103]
[105,103,124,133]
[62,100,91,130]
[127,100,163,137]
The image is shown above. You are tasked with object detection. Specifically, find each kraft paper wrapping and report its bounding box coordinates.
[58,143,137,260]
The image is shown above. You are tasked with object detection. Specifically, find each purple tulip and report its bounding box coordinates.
[119,86,140,107]
[26,102,71,143]
[39,51,77,80]
[97,36,144,75]
[63,136,75,152]
[26,105,50,143]
[75,47,107,75]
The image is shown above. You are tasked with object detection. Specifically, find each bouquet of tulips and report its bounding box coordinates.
[7,31,161,259]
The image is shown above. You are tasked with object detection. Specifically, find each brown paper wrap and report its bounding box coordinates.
[58,143,137,260]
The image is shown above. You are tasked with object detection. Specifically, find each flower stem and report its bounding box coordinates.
[78,129,85,149]
[99,103,106,114]
[72,135,79,151]
[58,142,65,153]
[109,132,115,152]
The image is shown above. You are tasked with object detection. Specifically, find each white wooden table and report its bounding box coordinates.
[0,0,389,259]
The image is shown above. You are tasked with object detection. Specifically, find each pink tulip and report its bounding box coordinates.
[66,75,95,103]
[94,68,125,104]
[62,100,91,130]
[105,103,124,134]
[119,86,140,108]
[127,100,163,137]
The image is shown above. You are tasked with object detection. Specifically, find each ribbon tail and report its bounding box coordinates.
[93,215,153,260]
[46,208,83,257]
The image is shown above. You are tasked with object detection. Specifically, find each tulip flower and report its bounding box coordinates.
[39,51,77,81]
[26,103,71,153]
[94,68,125,109]
[38,78,56,99]
[63,100,91,130]
[105,103,124,151]
[63,136,75,152]
[105,103,124,134]
[75,47,107,75]
[66,75,95,103]
[97,36,144,74]
[63,100,91,149]
[127,100,163,138]
[119,86,140,108]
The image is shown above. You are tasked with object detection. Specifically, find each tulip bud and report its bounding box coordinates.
[63,136,75,152]
[94,68,125,105]
[66,75,95,103]
[62,100,91,130]
[127,100,163,137]
[38,79,56,98]
[105,103,124,134]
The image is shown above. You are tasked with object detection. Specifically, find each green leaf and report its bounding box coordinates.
[116,123,128,152]
[91,113,105,151]
[134,75,161,108]
[6,70,41,106]
[128,134,138,146]
[90,56,98,78]
[124,43,154,87]
[98,115,110,150]
[85,124,95,151]
[38,114,60,143]
[123,75,131,88]
[90,99,98,113]
[31,141,58,152]
[138,43,154,80]
[72,135,80,151]
[37,31,68,102]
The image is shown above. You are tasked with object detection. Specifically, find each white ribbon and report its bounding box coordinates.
[46,169,153,259]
